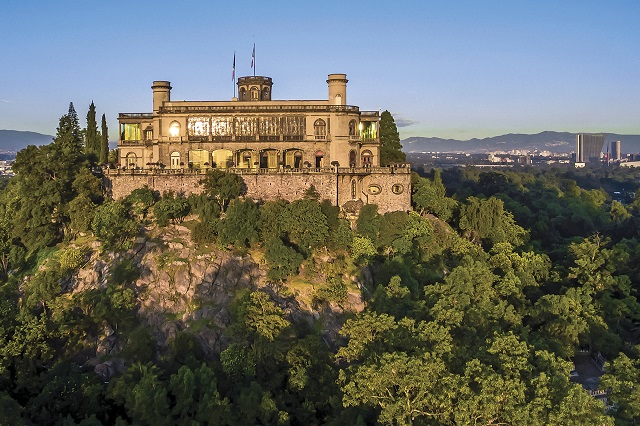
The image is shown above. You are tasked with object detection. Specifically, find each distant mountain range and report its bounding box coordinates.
[0,130,53,152]
[3,129,640,156]
[402,131,640,154]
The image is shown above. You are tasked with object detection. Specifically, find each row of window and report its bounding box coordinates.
[121,118,377,140]
[123,148,374,170]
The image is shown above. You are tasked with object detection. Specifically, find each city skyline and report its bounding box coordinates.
[1,0,638,141]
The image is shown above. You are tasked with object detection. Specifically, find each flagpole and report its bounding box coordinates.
[252,43,256,77]
[232,51,236,98]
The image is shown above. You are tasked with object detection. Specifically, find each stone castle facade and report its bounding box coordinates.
[106,74,411,213]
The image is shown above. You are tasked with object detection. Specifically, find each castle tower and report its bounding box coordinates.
[327,73,347,105]
[237,76,273,101]
[152,81,171,113]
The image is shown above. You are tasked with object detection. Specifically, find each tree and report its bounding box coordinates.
[340,351,458,426]
[6,104,87,252]
[100,114,109,164]
[241,291,290,342]
[85,101,99,158]
[153,193,190,226]
[200,169,244,211]
[379,110,405,166]
[91,201,139,250]
[459,196,528,247]
[412,170,457,221]
[218,198,260,247]
[600,349,640,425]
[285,199,328,256]
[264,237,304,281]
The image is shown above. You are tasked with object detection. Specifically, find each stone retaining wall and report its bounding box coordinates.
[106,170,411,213]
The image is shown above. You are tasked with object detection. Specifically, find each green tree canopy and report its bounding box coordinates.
[379,110,406,166]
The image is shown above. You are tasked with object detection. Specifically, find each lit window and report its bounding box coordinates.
[121,123,141,141]
[169,121,181,137]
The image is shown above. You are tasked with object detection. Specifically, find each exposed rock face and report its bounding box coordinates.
[70,222,365,372]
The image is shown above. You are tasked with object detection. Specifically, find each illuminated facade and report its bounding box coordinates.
[113,74,411,213]
[118,74,382,171]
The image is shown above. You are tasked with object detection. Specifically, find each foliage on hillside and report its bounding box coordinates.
[1,107,640,424]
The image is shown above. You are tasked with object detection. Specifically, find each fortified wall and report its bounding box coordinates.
[105,166,411,214]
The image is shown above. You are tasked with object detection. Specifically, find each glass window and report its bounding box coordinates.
[212,149,233,169]
[348,120,356,136]
[170,152,181,169]
[314,119,326,140]
[169,121,181,137]
[125,152,137,168]
[189,149,209,169]
[122,123,141,141]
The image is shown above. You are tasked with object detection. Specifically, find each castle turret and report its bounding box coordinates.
[152,81,171,113]
[237,76,273,101]
[327,73,347,105]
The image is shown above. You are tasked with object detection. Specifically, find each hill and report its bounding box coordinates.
[402,131,640,154]
[0,129,53,152]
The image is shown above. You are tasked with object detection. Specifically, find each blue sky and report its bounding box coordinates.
[1,0,638,141]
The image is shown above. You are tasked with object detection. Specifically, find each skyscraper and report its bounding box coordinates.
[611,140,622,161]
[576,134,605,164]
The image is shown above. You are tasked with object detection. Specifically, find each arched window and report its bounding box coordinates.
[145,126,153,141]
[237,150,253,169]
[315,150,324,169]
[170,152,181,169]
[348,120,356,136]
[239,88,246,101]
[125,152,138,168]
[212,149,233,169]
[349,150,357,167]
[169,121,181,137]
[259,149,278,169]
[351,179,357,200]
[284,149,303,169]
[251,87,259,100]
[261,87,270,100]
[361,150,372,167]
[334,94,342,105]
[314,119,326,140]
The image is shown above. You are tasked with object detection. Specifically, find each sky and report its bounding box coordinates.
[1,0,639,141]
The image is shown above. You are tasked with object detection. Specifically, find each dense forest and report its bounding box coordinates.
[1,105,639,425]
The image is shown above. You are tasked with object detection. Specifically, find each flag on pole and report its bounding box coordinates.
[251,44,255,69]
[232,52,235,81]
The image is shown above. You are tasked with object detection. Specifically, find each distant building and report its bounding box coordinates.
[611,140,622,161]
[575,134,605,164]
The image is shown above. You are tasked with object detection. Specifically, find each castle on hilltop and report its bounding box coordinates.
[106,74,411,213]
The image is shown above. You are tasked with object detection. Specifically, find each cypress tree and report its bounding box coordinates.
[85,101,99,157]
[100,113,109,164]
[379,110,406,166]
